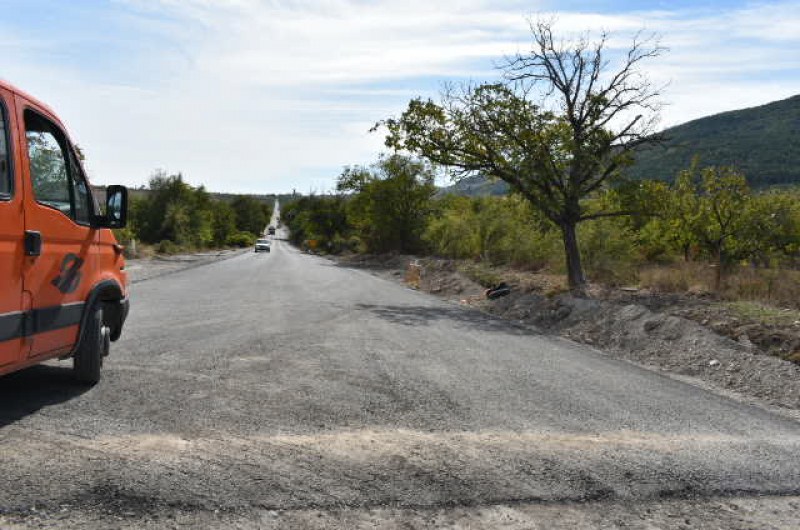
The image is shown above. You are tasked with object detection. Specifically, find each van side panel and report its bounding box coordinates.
[95,229,129,293]
[0,87,25,369]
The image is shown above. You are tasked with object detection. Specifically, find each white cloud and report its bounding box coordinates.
[2,1,799,192]
[142,0,532,86]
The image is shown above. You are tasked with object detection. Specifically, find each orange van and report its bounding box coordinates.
[0,79,129,384]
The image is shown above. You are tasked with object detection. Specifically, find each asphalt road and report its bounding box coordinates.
[2,228,800,527]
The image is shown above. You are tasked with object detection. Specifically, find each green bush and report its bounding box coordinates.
[226,232,257,247]
[458,262,503,288]
[127,171,274,250]
[337,155,435,254]
[424,198,480,259]
[281,195,351,251]
[157,239,180,255]
[579,217,640,286]
[425,194,562,271]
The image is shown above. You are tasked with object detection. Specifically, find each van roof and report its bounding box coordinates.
[0,78,64,127]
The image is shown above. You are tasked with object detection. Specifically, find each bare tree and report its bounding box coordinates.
[380,18,667,290]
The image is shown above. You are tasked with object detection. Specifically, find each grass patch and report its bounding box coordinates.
[458,262,503,288]
[639,263,800,310]
[723,301,800,326]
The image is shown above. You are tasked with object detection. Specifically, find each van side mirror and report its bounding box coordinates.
[93,185,128,229]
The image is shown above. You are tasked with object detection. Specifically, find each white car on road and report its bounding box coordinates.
[254,239,271,253]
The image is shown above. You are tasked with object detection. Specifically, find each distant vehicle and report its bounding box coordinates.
[0,79,130,384]
[255,239,271,253]
[267,226,276,235]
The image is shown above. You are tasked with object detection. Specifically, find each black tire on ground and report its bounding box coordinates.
[73,306,105,385]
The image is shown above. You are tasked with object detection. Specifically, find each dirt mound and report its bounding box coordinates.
[482,292,800,410]
[591,289,800,363]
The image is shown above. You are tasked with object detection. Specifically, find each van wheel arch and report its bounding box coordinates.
[74,280,125,355]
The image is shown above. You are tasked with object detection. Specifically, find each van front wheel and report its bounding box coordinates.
[73,306,106,385]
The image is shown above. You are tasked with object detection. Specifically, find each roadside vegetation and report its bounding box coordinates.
[281,19,800,313]
[282,164,800,308]
[116,171,273,256]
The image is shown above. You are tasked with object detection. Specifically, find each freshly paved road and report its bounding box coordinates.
[2,229,800,527]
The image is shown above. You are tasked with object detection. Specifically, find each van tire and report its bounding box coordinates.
[74,306,104,385]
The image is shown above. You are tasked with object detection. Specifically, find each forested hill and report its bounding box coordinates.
[626,94,800,187]
[438,174,509,197]
[441,94,800,196]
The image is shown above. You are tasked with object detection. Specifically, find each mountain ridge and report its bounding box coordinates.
[441,94,800,196]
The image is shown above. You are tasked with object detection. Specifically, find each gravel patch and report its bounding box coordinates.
[125,249,249,284]
[4,495,800,529]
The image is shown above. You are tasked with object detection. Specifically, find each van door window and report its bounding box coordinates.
[68,150,92,224]
[0,99,10,199]
[24,110,91,223]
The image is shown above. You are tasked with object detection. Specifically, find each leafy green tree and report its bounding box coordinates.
[231,195,269,236]
[641,165,751,289]
[127,171,267,250]
[378,19,666,290]
[337,155,436,254]
[210,200,237,247]
[578,215,640,286]
[424,194,563,270]
[162,201,192,246]
[694,166,751,289]
[190,186,215,247]
[668,166,704,261]
[424,196,481,259]
[281,195,351,250]
[135,172,196,244]
[736,191,800,267]
[625,162,704,262]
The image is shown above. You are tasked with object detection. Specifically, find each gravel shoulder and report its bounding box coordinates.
[3,495,800,529]
[125,248,250,284]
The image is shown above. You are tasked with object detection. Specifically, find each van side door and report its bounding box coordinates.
[0,87,25,368]
[17,101,97,359]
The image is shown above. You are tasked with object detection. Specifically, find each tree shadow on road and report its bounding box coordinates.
[355,303,539,336]
[0,364,90,428]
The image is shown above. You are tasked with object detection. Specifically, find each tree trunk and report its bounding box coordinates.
[561,221,586,292]
[713,243,723,292]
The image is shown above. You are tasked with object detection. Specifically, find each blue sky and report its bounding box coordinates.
[1,0,799,193]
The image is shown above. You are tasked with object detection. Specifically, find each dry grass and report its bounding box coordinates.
[123,242,156,260]
[404,260,422,289]
[638,262,714,294]
[639,262,800,309]
[457,261,570,295]
[457,262,504,288]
